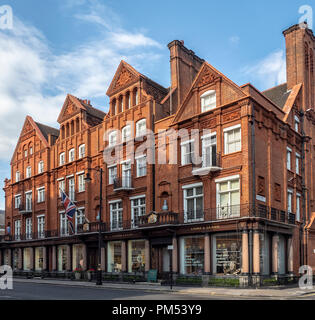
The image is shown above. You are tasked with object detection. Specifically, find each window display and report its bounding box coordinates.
[180,236,204,275]
[108,241,122,273]
[35,247,44,271]
[128,240,146,273]
[214,234,241,275]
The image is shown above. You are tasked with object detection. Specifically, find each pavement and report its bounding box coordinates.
[12,277,315,299]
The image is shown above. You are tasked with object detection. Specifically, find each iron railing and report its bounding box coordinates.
[113,175,133,190]
[192,153,222,171]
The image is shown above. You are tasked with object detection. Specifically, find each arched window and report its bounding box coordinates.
[122,125,131,142]
[108,131,118,147]
[201,90,216,112]
[28,143,33,156]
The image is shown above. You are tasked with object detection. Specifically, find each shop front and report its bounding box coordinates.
[107,241,122,273]
[35,247,44,271]
[72,244,85,271]
[57,245,67,271]
[23,248,31,271]
[128,240,146,273]
[179,235,205,275]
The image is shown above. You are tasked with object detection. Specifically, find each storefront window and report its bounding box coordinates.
[72,244,84,270]
[58,246,67,271]
[180,236,205,275]
[35,247,44,271]
[23,248,31,271]
[13,249,19,270]
[213,234,241,275]
[128,240,146,273]
[108,241,122,273]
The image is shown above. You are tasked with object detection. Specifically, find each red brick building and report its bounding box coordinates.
[1,23,315,285]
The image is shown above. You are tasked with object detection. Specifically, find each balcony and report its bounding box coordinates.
[139,212,179,227]
[77,222,107,233]
[113,175,134,191]
[192,153,222,176]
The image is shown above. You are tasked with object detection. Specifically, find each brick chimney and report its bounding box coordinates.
[283,23,315,109]
[168,40,204,112]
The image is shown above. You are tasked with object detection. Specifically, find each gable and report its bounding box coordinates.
[57,95,82,124]
[11,116,49,164]
[106,61,140,97]
[173,62,246,124]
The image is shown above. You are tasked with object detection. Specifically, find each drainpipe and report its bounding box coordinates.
[300,110,307,266]
[250,101,256,282]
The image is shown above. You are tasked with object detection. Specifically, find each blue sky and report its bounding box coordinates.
[0,0,312,209]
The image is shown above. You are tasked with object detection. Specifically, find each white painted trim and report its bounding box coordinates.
[180,139,194,146]
[256,195,266,203]
[287,147,292,152]
[25,190,32,194]
[107,164,117,169]
[66,174,74,179]
[120,159,131,164]
[135,154,146,160]
[77,207,85,211]
[36,214,45,218]
[296,193,301,197]
[288,188,294,193]
[76,171,85,176]
[201,89,215,98]
[223,124,241,132]
[56,177,64,181]
[296,152,301,158]
[201,132,216,140]
[215,174,240,184]
[59,210,65,214]
[294,115,300,123]
[108,199,122,205]
[182,182,203,190]
[14,194,21,198]
[129,194,146,201]
[36,186,45,191]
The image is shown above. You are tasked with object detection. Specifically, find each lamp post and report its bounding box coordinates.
[85,167,103,286]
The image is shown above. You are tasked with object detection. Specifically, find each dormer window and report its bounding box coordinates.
[108,131,117,147]
[201,90,216,112]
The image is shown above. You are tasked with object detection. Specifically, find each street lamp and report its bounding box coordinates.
[85,167,103,286]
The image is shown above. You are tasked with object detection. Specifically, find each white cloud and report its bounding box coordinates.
[242,50,287,90]
[229,36,240,45]
[0,3,162,164]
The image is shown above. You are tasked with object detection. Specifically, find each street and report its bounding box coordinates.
[0,281,314,300]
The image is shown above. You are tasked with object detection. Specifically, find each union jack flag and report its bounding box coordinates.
[60,189,76,234]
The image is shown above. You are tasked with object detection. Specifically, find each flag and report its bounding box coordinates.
[60,189,76,234]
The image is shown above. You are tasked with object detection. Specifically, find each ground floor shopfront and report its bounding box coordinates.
[0,224,297,285]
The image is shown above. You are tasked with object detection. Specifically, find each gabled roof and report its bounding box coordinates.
[262,83,291,109]
[172,61,246,124]
[11,116,51,164]
[57,94,106,124]
[35,122,59,140]
[106,60,167,98]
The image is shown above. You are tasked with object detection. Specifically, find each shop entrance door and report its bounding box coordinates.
[87,248,97,269]
[151,245,171,279]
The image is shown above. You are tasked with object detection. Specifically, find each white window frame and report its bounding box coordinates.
[25,191,32,211]
[296,153,301,175]
[14,220,21,240]
[110,200,123,231]
[181,139,194,166]
[38,161,44,174]
[25,217,32,240]
[26,166,32,178]
[108,131,117,147]
[78,144,85,159]
[287,189,293,213]
[201,90,216,112]
[182,183,204,223]
[216,175,240,219]
[136,119,147,137]
[37,187,45,203]
[108,165,117,185]
[78,174,85,193]
[15,171,20,183]
[37,215,45,239]
[68,177,75,201]
[60,211,69,236]
[122,125,131,142]
[76,208,85,233]
[224,125,241,155]
[58,179,65,197]
[131,196,146,228]
[14,194,21,209]
[136,155,147,177]
[69,148,75,162]
[294,116,300,132]
[59,152,65,166]
[287,147,292,170]
[201,133,217,167]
